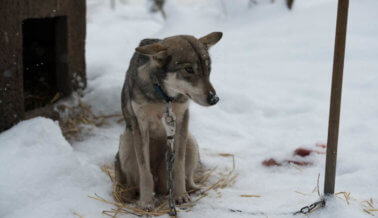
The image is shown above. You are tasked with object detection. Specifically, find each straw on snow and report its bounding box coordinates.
[58,94,122,141]
[91,153,238,217]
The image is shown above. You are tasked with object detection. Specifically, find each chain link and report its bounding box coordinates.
[294,199,325,215]
[166,147,177,216]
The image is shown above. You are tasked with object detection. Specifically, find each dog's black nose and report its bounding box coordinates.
[207,91,219,105]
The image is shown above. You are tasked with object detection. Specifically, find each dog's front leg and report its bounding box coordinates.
[130,118,154,210]
[173,109,190,204]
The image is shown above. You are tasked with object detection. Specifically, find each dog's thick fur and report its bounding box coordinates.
[115,32,222,210]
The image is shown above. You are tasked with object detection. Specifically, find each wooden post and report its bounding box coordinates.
[324,0,349,195]
[286,0,294,10]
[111,0,116,10]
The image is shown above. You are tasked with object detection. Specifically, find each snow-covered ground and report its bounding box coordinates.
[1,0,378,217]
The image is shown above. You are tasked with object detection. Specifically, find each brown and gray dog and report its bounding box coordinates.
[114,32,223,210]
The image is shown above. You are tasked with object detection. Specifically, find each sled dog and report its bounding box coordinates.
[115,32,222,210]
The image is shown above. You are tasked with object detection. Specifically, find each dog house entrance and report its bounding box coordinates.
[22,16,68,111]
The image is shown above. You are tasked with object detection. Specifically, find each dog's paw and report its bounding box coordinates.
[175,192,191,205]
[137,200,154,211]
[186,183,201,193]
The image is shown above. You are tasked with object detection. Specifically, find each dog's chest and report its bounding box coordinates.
[131,101,189,137]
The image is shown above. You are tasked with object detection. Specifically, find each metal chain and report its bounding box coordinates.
[166,146,177,216]
[294,199,326,215]
[227,198,326,216]
[162,102,177,217]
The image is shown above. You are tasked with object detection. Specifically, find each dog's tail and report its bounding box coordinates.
[114,151,124,184]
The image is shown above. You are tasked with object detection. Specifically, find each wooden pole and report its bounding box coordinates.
[111,0,116,10]
[324,0,349,195]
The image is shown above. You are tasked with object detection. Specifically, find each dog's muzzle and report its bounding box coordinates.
[207,91,219,105]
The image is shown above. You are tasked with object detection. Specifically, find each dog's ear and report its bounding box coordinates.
[135,43,166,55]
[135,43,168,65]
[199,32,223,48]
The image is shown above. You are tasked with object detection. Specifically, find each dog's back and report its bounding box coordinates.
[121,38,162,128]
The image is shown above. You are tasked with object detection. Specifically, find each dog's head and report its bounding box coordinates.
[135,32,223,106]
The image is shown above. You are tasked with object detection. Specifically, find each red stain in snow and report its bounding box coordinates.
[262,143,326,167]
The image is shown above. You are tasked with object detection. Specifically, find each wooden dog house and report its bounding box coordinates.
[0,0,86,132]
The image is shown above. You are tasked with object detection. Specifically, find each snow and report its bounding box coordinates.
[0,118,113,218]
[1,0,378,217]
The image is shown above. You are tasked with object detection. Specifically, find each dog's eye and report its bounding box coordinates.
[185,67,194,74]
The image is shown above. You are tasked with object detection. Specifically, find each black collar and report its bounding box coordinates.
[150,73,174,103]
